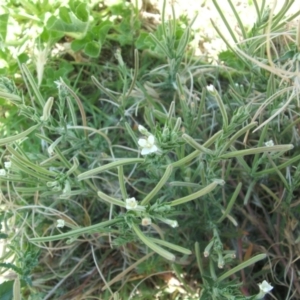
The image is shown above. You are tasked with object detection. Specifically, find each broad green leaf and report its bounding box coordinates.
[75,3,89,22]
[135,32,150,50]
[0,280,14,300]
[92,20,112,43]
[84,41,101,57]
[59,7,72,23]
[46,5,90,40]
[71,38,86,52]
[219,50,246,70]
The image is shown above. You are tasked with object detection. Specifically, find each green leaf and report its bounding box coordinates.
[17,53,29,65]
[75,3,89,22]
[40,27,64,43]
[0,232,8,239]
[135,32,150,50]
[144,34,159,50]
[274,48,297,63]
[0,263,22,275]
[219,50,246,70]
[77,158,144,180]
[84,41,101,57]
[46,5,90,39]
[0,124,39,146]
[92,20,112,44]
[0,14,9,42]
[44,60,74,85]
[0,280,14,300]
[59,7,72,23]
[110,2,130,16]
[71,39,86,52]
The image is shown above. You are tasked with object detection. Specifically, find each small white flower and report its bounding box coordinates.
[125,197,145,211]
[126,197,138,210]
[4,161,11,169]
[265,140,274,147]
[56,219,65,228]
[258,280,273,293]
[141,217,152,226]
[0,169,6,176]
[138,135,158,155]
[207,84,216,93]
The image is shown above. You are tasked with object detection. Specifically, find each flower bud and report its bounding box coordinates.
[40,97,54,121]
[56,219,65,228]
[141,217,152,226]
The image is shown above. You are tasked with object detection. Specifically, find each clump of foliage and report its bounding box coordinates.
[0,0,300,299]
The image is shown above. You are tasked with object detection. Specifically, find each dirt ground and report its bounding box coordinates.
[133,0,300,59]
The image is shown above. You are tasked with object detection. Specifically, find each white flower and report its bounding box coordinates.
[0,169,6,176]
[258,280,273,293]
[265,140,274,147]
[207,84,216,93]
[56,219,65,228]
[4,161,11,169]
[125,197,145,211]
[141,217,152,226]
[126,197,138,210]
[138,135,158,155]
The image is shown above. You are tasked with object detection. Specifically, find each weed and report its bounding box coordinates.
[0,0,300,299]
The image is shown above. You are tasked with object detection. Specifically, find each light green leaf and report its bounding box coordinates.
[0,14,9,42]
[46,6,90,39]
[77,158,144,180]
[0,124,39,146]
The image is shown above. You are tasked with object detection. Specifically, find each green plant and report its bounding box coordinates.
[1,0,300,299]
